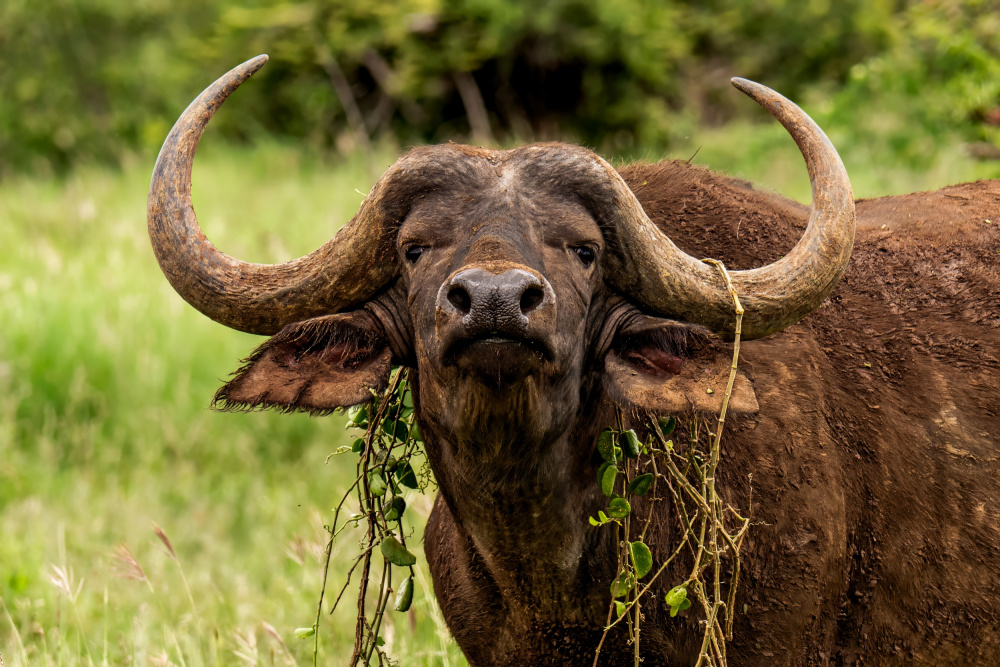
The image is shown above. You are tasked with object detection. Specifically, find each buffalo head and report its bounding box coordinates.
[148,56,852,450]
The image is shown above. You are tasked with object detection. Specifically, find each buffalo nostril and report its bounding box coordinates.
[448,286,472,314]
[519,286,544,314]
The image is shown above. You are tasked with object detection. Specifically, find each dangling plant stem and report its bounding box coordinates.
[591,259,751,667]
[308,367,430,667]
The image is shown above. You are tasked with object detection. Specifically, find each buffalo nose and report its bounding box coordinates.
[441,268,553,331]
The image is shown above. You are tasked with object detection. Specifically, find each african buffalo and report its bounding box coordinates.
[148,56,1000,665]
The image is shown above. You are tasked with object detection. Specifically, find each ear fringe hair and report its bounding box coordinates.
[210,313,386,415]
[259,313,387,363]
[210,392,353,418]
[613,320,717,359]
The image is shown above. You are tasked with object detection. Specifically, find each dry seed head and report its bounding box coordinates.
[284,537,307,567]
[48,565,83,604]
[150,651,177,667]
[261,621,284,646]
[232,628,259,665]
[261,621,296,664]
[309,510,328,562]
[152,523,177,561]
[111,545,148,583]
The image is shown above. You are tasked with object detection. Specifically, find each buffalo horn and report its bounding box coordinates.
[147,55,400,335]
[600,78,855,339]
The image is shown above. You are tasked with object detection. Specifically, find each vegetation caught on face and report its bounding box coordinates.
[589,262,748,667]
[311,367,431,666]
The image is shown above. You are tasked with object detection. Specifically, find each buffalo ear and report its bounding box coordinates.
[603,316,759,416]
[213,311,392,415]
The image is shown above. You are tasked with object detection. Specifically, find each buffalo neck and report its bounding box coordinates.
[414,371,616,615]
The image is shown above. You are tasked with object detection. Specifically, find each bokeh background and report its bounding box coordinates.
[1,1,999,665]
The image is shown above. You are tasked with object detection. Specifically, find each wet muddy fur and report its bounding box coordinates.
[425,164,1000,666]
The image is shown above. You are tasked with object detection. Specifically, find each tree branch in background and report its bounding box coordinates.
[362,50,426,125]
[453,71,494,145]
[365,93,395,136]
[314,42,371,154]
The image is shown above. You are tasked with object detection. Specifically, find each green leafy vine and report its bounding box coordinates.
[305,367,430,667]
[591,260,751,667]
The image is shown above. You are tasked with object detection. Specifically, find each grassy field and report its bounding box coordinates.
[1,127,998,666]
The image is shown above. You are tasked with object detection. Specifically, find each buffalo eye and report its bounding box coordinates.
[404,245,426,263]
[573,246,596,267]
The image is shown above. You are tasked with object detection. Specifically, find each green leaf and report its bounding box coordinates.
[293,627,315,639]
[348,404,368,425]
[658,416,677,437]
[351,437,365,453]
[7,570,28,594]
[597,429,616,462]
[614,601,626,618]
[410,422,422,442]
[380,535,417,566]
[394,576,414,612]
[600,464,618,497]
[607,497,631,519]
[665,584,688,608]
[596,462,610,487]
[670,598,691,617]
[626,473,654,497]
[376,450,398,473]
[382,419,409,442]
[384,495,406,522]
[368,471,388,497]
[375,636,385,647]
[598,510,610,523]
[588,516,600,526]
[623,429,640,458]
[395,461,419,489]
[629,541,652,578]
[610,572,636,598]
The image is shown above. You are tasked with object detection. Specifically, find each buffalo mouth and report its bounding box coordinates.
[443,331,553,374]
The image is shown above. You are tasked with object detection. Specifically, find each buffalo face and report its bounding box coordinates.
[395,146,607,450]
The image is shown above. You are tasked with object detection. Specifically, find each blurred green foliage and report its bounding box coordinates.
[825,0,1000,167]
[1,0,998,176]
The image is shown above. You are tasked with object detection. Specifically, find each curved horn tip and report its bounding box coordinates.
[730,77,773,102]
[242,54,270,75]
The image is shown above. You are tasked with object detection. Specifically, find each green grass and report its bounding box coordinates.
[1,130,997,667]
[0,143,463,666]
